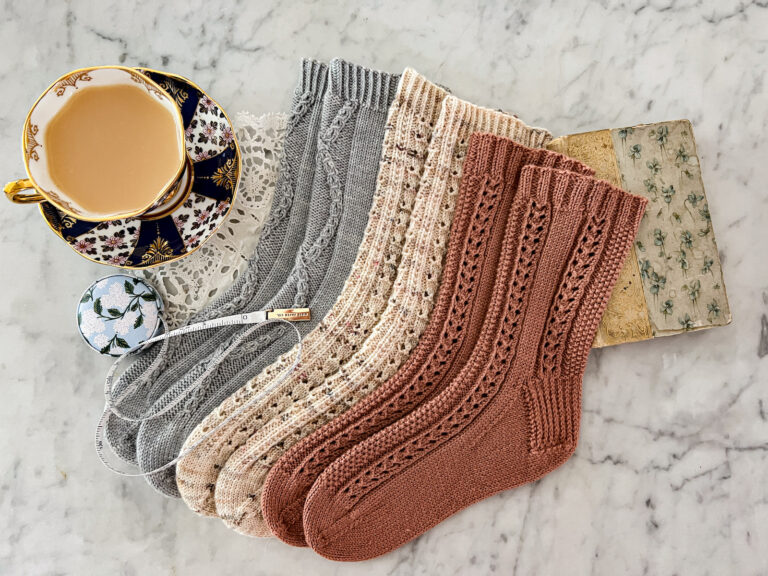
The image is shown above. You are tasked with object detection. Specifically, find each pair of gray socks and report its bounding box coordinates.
[105,58,400,497]
[104,59,329,463]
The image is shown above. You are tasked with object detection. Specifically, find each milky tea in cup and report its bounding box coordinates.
[5,66,187,221]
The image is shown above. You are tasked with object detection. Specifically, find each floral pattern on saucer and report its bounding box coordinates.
[172,193,229,251]
[186,95,235,161]
[39,69,240,269]
[76,219,140,266]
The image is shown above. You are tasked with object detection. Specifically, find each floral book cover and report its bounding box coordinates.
[547,120,731,348]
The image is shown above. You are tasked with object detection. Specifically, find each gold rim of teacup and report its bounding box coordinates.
[37,67,241,270]
[15,65,187,222]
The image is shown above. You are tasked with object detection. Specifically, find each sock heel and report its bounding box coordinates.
[522,375,581,454]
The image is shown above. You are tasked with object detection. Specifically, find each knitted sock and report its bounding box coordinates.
[175,67,440,517]
[303,164,647,561]
[104,59,328,464]
[212,99,553,536]
[136,59,400,497]
[261,134,595,546]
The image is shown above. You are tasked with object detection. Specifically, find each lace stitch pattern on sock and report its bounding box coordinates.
[522,213,605,453]
[337,198,550,503]
[523,189,644,454]
[290,180,493,492]
[239,131,467,464]
[235,165,503,488]
[224,104,557,523]
[267,145,597,522]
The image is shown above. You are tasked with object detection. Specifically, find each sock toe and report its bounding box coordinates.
[215,458,273,537]
[136,419,183,498]
[261,462,310,546]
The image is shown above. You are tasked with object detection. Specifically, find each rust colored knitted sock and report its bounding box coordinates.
[261,134,595,546]
[303,165,647,561]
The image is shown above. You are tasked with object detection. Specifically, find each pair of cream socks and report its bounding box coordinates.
[176,68,552,536]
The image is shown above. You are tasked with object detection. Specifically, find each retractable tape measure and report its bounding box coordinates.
[95,307,309,476]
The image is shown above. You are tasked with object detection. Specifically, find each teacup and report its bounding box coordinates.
[4,66,190,221]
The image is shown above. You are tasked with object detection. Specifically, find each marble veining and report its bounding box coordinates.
[0,1,766,574]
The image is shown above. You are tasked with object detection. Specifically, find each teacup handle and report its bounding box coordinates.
[4,179,45,204]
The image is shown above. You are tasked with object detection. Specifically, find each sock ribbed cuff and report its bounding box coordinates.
[330,58,400,111]
[463,133,596,186]
[396,68,448,119]
[298,58,329,96]
[441,96,553,149]
[520,166,645,217]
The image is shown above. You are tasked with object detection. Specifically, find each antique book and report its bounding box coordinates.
[547,120,731,347]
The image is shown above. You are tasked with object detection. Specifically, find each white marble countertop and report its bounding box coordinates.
[1,1,766,574]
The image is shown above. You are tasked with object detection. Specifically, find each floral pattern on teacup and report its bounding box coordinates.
[77,275,164,356]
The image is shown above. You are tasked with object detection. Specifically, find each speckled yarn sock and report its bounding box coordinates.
[137,59,400,497]
[261,134,595,546]
[104,59,328,464]
[212,99,553,537]
[303,164,647,561]
[175,68,442,519]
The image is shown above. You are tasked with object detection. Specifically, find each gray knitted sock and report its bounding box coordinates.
[137,59,400,496]
[104,59,329,464]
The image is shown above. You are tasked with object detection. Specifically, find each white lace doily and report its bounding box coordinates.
[138,112,287,328]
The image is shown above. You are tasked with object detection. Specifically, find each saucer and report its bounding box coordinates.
[39,68,241,269]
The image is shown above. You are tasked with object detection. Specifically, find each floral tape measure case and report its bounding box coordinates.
[77,275,164,356]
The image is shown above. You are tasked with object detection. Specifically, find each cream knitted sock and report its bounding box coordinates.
[176,69,446,519]
[214,98,552,536]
